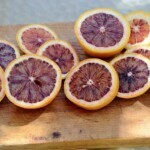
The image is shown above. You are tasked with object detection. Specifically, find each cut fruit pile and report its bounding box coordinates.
[0,8,150,110]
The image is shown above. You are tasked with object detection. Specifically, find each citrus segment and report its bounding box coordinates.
[110,53,150,99]
[16,24,58,54]
[0,67,5,102]
[80,13,124,47]
[69,63,112,101]
[64,59,119,110]
[0,40,20,69]
[5,55,62,109]
[126,11,150,48]
[75,8,130,58]
[37,40,79,79]
[125,45,150,59]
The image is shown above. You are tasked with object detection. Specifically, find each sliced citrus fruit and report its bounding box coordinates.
[37,40,79,79]
[0,40,20,70]
[64,58,119,110]
[125,45,150,59]
[110,53,150,99]
[0,67,5,102]
[5,55,62,109]
[74,8,130,58]
[125,11,150,48]
[16,24,58,54]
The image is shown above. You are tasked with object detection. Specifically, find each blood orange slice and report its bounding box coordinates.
[74,8,130,58]
[64,59,119,110]
[0,40,20,70]
[0,67,5,102]
[125,45,150,59]
[110,53,150,99]
[16,24,58,54]
[37,40,79,79]
[5,55,62,109]
[126,11,150,48]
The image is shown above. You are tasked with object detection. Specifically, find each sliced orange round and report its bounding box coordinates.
[125,11,150,48]
[37,40,79,79]
[125,45,150,59]
[64,58,119,110]
[16,24,58,54]
[0,67,5,102]
[74,8,130,58]
[0,40,20,69]
[5,55,62,109]
[110,53,150,99]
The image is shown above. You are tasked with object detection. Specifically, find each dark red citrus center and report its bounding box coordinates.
[113,57,149,93]
[129,19,149,44]
[134,49,150,59]
[42,44,74,74]
[80,13,124,47]
[8,58,57,103]
[22,28,55,53]
[0,43,17,69]
[69,63,112,102]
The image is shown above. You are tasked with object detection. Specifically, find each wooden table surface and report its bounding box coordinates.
[0,22,150,150]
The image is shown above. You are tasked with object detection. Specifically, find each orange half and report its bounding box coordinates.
[75,8,130,58]
[37,40,79,79]
[125,11,150,48]
[125,45,150,59]
[16,24,58,54]
[5,55,62,109]
[64,58,119,110]
[110,53,150,99]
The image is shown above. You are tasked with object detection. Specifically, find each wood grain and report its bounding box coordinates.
[0,22,150,150]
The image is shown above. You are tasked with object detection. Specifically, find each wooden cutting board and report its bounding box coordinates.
[0,22,150,150]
